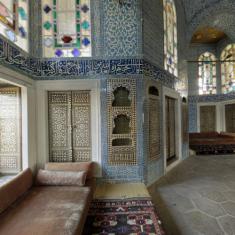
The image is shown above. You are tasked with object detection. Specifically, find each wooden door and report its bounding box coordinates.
[200,105,216,132]
[0,87,21,173]
[48,91,91,162]
[165,96,176,162]
[225,104,235,132]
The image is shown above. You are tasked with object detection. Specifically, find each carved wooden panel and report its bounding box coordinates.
[200,105,216,132]
[107,79,137,165]
[225,104,235,133]
[182,101,189,143]
[148,86,161,160]
[72,91,91,162]
[48,91,91,162]
[165,96,176,161]
[0,87,21,173]
[48,91,72,162]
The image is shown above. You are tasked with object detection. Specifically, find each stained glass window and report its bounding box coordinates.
[0,0,28,52]
[42,0,91,58]
[221,44,235,94]
[198,52,217,95]
[163,0,178,76]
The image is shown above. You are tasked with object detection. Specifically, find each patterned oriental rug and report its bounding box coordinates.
[82,199,166,235]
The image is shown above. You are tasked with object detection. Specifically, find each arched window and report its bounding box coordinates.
[0,0,29,52]
[198,52,217,95]
[221,44,235,94]
[42,0,91,58]
[163,0,178,76]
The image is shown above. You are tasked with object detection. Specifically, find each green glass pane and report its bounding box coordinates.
[76,0,80,4]
[81,21,89,30]
[53,0,56,5]
[54,24,57,33]
[76,39,81,48]
[53,11,57,19]
[43,21,52,30]
[76,11,80,19]
[77,24,80,32]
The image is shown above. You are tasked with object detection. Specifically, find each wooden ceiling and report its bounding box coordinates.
[191,27,227,44]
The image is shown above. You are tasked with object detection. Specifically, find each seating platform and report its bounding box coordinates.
[189,132,235,154]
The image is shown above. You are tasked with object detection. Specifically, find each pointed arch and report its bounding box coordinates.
[198,52,217,95]
[163,0,178,76]
[221,44,235,94]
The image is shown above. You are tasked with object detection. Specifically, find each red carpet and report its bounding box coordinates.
[83,198,166,235]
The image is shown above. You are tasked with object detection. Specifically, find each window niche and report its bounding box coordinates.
[107,79,137,165]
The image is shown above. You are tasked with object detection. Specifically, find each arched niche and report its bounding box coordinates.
[112,86,131,107]
[112,114,131,134]
[149,86,159,96]
[182,97,187,103]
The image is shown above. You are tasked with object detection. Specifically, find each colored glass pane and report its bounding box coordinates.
[0,0,28,52]
[198,52,217,95]
[42,0,91,58]
[221,44,235,94]
[163,0,178,76]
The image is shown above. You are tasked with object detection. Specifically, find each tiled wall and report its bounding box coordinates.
[143,0,164,68]
[0,0,191,185]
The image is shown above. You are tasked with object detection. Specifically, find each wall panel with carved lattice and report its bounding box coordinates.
[165,96,176,161]
[48,91,91,162]
[182,99,189,143]
[107,79,137,165]
[199,105,216,132]
[148,84,161,161]
[0,87,21,173]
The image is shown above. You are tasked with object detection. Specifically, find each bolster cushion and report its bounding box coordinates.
[36,169,87,186]
[0,168,33,214]
[45,162,94,179]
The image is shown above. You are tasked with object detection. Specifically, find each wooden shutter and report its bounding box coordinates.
[149,90,161,160]
[200,105,216,132]
[48,91,72,162]
[72,91,91,162]
[165,96,176,160]
[225,104,235,133]
[0,87,21,173]
[182,102,189,143]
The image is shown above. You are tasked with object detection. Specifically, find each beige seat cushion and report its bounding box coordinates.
[0,186,92,235]
[0,168,33,214]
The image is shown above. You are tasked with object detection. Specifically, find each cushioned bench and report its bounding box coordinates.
[189,132,235,154]
[0,162,95,235]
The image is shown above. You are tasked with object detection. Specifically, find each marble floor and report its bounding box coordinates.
[148,154,235,235]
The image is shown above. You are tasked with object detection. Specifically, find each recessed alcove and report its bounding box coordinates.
[112,87,131,107]
[112,114,131,134]
[149,86,159,96]
[112,138,132,146]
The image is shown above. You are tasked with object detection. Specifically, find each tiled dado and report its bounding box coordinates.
[0,37,180,88]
